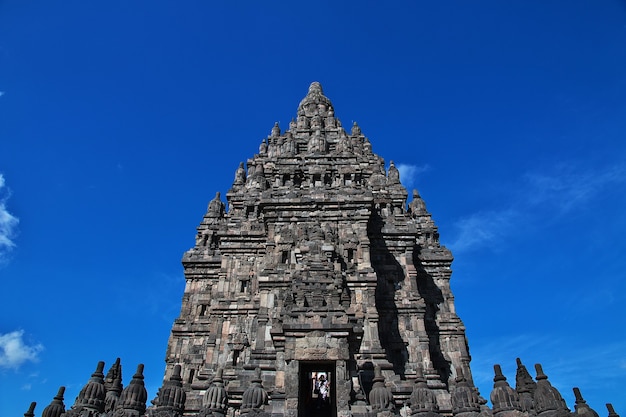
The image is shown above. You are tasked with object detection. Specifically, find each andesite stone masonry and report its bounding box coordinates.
[26,83,617,417]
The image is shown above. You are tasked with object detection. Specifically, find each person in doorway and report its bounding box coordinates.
[315,374,329,409]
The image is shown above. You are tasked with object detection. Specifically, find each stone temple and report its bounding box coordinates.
[166,81,471,415]
[27,83,617,417]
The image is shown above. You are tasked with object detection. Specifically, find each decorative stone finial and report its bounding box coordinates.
[514,358,535,413]
[451,367,481,416]
[207,192,225,218]
[105,358,123,390]
[271,122,281,137]
[298,82,333,119]
[571,388,599,417]
[104,358,123,413]
[234,162,246,186]
[42,387,66,417]
[369,366,395,411]
[118,364,148,416]
[151,364,186,417]
[309,81,323,94]
[409,189,427,216]
[606,404,620,417]
[493,365,506,385]
[202,367,228,416]
[351,121,362,136]
[409,366,439,416]
[24,402,36,417]
[534,364,547,381]
[490,364,521,415]
[240,368,268,415]
[388,160,400,185]
[533,364,569,416]
[71,360,107,413]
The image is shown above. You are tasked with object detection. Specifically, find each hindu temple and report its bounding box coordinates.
[26,83,617,417]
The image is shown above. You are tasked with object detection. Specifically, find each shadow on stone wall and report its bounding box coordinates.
[368,209,409,378]
[412,244,451,387]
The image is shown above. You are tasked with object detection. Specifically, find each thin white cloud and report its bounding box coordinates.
[0,330,44,370]
[524,163,626,213]
[447,163,626,253]
[448,209,521,252]
[0,174,19,262]
[395,163,430,189]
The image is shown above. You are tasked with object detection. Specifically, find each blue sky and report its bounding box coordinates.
[1,1,625,415]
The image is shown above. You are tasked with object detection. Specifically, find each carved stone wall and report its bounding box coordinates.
[163,82,473,416]
[27,83,618,417]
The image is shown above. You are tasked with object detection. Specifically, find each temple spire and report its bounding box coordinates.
[297,81,334,119]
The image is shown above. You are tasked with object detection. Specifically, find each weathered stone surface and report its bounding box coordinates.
[451,368,480,417]
[532,364,569,417]
[42,387,66,417]
[115,364,148,417]
[572,388,599,417]
[489,365,522,417]
[148,364,186,417]
[408,366,440,417]
[26,82,623,417]
[64,361,107,417]
[164,81,474,416]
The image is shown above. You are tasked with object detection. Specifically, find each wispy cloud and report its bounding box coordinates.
[0,330,44,370]
[0,174,19,263]
[396,163,430,189]
[447,163,626,253]
[448,209,522,252]
[524,163,626,213]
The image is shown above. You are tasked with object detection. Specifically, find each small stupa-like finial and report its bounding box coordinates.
[533,364,569,415]
[573,388,584,404]
[534,363,547,381]
[572,388,600,417]
[24,402,36,417]
[271,121,281,137]
[493,364,506,384]
[308,81,323,94]
[118,364,147,414]
[42,387,66,417]
[606,404,620,417]
[214,367,224,382]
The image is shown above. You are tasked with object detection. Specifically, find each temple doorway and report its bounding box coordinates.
[299,361,335,417]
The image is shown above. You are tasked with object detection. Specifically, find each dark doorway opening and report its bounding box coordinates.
[299,361,335,417]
